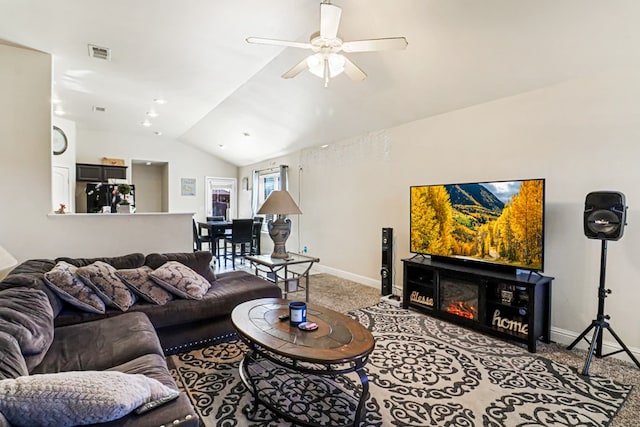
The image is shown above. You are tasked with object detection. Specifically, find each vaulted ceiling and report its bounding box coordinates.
[1,1,638,166]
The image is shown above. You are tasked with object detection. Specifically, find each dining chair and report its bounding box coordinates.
[207,216,229,261]
[223,219,254,269]
[193,219,213,252]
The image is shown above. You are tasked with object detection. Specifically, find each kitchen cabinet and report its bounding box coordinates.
[76,163,127,182]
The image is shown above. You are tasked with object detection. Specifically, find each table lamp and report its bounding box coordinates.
[0,244,17,280]
[257,190,302,258]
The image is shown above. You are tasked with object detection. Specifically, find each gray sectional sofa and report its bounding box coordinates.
[0,251,281,427]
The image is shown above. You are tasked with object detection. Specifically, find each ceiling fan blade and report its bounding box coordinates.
[246,37,312,50]
[342,37,408,53]
[343,57,367,81]
[281,57,309,79]
[320,3,342,39]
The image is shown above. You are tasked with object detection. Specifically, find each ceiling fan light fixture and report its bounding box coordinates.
[307,53,345,79]
[327,53,345,77]
[306,54,324,78]
[247,1,406,85]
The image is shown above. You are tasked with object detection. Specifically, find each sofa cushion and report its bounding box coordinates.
[76,261,137,311]
[0,271,63,318]
[31,312,163,374]
[43,261,105,314]
[116,266,174,305]
[150,262,211,300]
[0,288,54,372]
[0,371,179,427]
[145,251,216,283]
[4,259,55,276]
[128,270,281,329]
[0,331,28,380]
[55,252,145,270]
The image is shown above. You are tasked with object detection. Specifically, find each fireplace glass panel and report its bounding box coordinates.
[439,275,479,320]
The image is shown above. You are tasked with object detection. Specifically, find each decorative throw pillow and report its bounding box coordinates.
[0,288,54,372]
[145,251,216,283]
[76,261,137,311]
[150,261,211,300]
[0,371,180,427]
[43,261,105,314]
[115,266,174,305]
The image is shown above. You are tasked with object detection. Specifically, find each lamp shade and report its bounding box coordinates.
[257,190,302,215]
[0,245,17,279]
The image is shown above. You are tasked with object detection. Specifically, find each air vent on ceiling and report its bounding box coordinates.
[92,106,107,113]
[88,44,111,61]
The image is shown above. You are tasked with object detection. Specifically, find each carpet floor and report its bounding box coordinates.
[167,274,638,426]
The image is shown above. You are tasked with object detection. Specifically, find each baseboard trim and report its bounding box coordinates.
[550,326,640,364]
[312,264,379,289]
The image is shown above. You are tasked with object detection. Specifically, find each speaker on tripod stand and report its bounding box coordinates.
[567,191,640,375]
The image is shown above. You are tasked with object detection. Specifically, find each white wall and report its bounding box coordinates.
[0,42,53,260]
[240,67,640,360]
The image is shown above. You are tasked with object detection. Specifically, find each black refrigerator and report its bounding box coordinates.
[86,183,135,213]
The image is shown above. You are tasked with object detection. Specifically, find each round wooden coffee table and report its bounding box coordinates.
[231,298,375,427]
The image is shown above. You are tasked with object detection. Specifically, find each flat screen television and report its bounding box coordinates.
[410,178,545,272]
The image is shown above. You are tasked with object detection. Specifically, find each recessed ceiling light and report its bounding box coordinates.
[146,111,158,118]
[153,98,167,105]
[145,162,152,166]
[154,131,162,136]
[320,144,329,148]
[141,120,152,127]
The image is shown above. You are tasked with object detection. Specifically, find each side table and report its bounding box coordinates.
[244,253,319,302]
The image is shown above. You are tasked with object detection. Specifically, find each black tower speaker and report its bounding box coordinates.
[584,191,627,241]
[381,227,393,296]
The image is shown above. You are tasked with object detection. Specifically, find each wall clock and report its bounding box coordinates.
[52,126,68,155]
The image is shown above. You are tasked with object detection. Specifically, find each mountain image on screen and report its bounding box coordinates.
[410,179,544,271]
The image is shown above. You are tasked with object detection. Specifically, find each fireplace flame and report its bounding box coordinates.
[446,301,477,320]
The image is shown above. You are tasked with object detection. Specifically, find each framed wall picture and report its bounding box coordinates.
[181,178,196,196]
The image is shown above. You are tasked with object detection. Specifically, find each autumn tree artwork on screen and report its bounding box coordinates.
[410,179,545,271]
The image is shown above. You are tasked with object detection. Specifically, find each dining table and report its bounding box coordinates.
[198,220,232,260]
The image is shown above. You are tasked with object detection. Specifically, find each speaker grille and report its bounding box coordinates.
[584,191,626,241]
[381,228,393,295]
[586,210,620,234]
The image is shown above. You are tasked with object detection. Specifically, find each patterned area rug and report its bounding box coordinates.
[167,304,632,426]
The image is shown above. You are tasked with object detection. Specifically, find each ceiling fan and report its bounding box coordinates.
[246,1,408,87]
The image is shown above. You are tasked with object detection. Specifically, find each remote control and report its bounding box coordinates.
[278,314,290,321]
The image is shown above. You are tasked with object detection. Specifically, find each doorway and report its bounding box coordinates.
[205,177,236,219]
[131,161,169,212]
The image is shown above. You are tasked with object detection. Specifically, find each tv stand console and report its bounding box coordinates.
[402,257,554,352]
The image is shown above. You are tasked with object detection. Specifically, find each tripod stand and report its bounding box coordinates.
[567,240,640,376]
